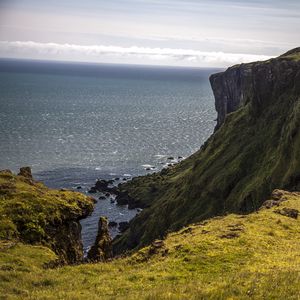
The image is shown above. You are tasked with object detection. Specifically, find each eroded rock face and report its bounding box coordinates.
[210,48,300,130]
[87,217,112,262]
[46,221,85,264]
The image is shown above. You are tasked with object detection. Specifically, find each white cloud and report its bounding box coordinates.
[0,40,273,67]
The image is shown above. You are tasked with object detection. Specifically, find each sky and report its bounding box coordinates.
[0,0,299,67]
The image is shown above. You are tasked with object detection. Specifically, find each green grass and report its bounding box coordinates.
[0,190,299,299]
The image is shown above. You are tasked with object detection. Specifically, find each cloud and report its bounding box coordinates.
[0,40,273,67]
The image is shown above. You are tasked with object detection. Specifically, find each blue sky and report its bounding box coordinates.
[0,0,299,67]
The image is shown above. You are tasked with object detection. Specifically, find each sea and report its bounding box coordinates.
[0,58,220,252]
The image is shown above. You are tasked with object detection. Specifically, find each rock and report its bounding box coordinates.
[108,221,118,227]
[261,190,291,209]
[219,232,240,239]
[116,192,131,205]
[146,168,151,171]
[95,179,109,191]
[87,217,112,262]
[178,156,183,159]
[148,240,168,256]
[271,189,287,201]
[76,186,82,189]
[99,196,106,200]
[18,167,33,179]
[123,178,127,181]
[88,187,97,194]
[261,200,281,209]
[167,157,174,160]
[116,191,141,209]
[118,221,129,232]
[274,208,299,219]
[114,177,120,181]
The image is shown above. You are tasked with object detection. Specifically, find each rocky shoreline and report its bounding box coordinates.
[81,155,185,241]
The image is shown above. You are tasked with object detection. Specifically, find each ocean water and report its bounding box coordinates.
[0,58,219,252]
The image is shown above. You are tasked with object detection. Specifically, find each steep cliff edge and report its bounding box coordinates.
[0,168,95,264]
[113,48,300,253]
[211,47,300,130]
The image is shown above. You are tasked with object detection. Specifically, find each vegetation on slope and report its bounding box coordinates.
[0,169,94,263]
[113,48,300,253]
[0,190,299,299]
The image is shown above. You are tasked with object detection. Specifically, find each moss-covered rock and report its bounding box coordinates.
[0,168,94,263]
[113,48,300,253]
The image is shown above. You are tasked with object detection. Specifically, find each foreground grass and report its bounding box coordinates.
[1,190,299,299]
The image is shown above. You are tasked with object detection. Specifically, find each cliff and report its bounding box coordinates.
[0,168,95,264]
[113,48,300,253]
[211,47,300,130]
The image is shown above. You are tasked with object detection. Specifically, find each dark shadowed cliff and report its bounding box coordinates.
[113,48,300,253]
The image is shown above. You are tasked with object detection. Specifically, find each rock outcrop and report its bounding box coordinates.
[0,168,94,264]
[87,217,112,262]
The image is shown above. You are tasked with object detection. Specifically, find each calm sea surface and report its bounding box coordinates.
[0,58,220,252]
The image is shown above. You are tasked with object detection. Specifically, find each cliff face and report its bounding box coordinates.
[211,47,300,130]
[0,168,94,264]
[113,48,300,254]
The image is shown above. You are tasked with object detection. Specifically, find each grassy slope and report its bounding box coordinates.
[0,171,94,260]
[113,50,300,252]
[0,190,299,299]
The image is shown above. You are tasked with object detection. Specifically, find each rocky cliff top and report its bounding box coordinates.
[210,47,300,130]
